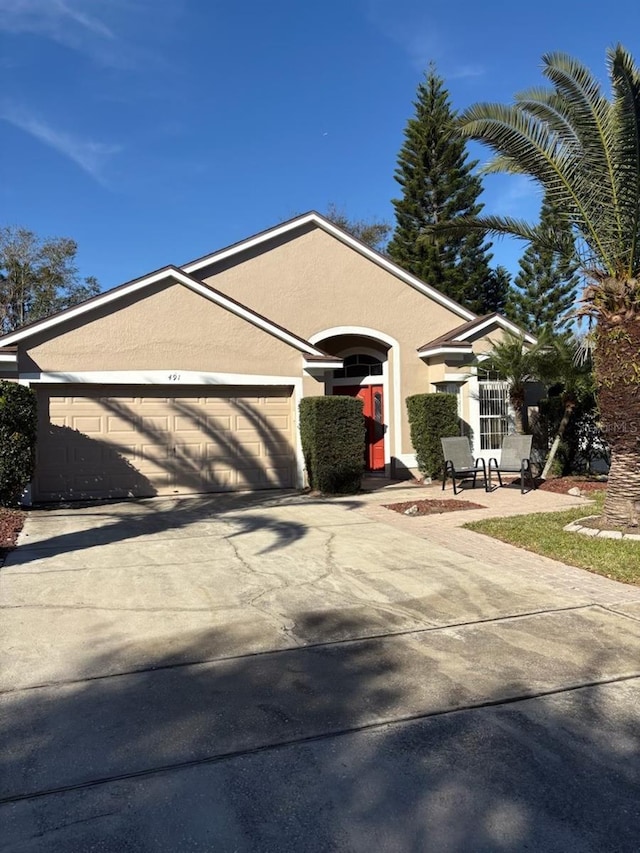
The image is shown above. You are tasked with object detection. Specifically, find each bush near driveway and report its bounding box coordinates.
[299,396,365,494]
[0,381,37,506]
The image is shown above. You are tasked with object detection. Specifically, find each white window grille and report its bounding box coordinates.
[479,380,509,450]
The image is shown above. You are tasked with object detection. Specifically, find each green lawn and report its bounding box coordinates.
[464,494,640,585]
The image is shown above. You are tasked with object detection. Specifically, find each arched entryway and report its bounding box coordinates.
[309,330,394,474]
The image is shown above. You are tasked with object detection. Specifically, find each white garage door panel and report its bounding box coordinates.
[34,385,297,501]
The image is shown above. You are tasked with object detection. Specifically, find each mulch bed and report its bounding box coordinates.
[0,508,25,565]
[537,476,607,494]
[384,498,486,516]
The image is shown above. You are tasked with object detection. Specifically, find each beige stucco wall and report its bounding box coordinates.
[200,227,471,455]
[20,280,302,377]
[470,325,511,354]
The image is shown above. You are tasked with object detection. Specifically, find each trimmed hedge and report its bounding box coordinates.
[300,396,365,494]
[406,392,459,479]
[0,381,38,506]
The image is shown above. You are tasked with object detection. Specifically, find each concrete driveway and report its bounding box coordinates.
[1,486,640,851]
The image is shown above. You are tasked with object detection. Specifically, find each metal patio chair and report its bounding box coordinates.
[441,437,488,495]
[488,434,535,494]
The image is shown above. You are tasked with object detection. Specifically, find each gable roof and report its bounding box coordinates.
[0,211,484,354]
[418,313,537,355]
[182,212,477,323]
[0,265,331,358]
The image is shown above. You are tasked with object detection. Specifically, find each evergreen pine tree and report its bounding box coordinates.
[388,65,495,311]
[473,265,511,315]
[507,195,579,333]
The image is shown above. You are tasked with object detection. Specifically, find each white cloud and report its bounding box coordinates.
[0,0,184,67]
[1,104,121,184]
[0,1,114,44]
[365,1,485,78]
[365,1,439,70]
[488,174,541,218]
[447,64,485,80]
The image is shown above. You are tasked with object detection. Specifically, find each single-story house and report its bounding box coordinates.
[0,212,535,502]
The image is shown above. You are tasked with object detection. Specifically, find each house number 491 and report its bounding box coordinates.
[168,373,181,381]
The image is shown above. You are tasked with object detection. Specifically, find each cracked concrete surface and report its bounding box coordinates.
[1,487,640,851]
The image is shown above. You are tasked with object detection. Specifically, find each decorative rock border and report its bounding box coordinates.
[564,516,640,541]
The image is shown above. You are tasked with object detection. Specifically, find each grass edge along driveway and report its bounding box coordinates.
[465,495,640,586]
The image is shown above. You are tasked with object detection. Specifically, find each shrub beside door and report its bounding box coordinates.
[299,396,365,494]
[406,392,459,481]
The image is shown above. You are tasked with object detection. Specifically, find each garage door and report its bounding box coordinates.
[34,385,297,501]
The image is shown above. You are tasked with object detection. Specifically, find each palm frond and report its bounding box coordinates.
[514,88,579,144]
[424,214,541,245]
[458,102,614,269]
[541,52,622,252]
[609,45,640,278]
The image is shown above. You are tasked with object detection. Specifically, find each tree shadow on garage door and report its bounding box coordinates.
[34,424,158,502]
[101,392,298,494]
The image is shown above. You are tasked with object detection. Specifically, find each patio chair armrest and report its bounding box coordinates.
[487,457,499,470]
[473,457,487,471]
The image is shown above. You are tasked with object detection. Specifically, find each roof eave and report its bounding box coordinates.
[418,345,474,360]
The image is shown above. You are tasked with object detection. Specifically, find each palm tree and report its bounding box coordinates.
[439,46,640,527]
[535,335,597,479]
[477,333,543,435]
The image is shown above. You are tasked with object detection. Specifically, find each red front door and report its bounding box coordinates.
[334,385,385,472]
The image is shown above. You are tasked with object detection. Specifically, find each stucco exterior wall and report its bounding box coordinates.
[20,280,302,378]
[471,326,511,354]
[201,228,470,455]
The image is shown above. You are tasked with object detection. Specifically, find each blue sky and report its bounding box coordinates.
[1,0,639,292]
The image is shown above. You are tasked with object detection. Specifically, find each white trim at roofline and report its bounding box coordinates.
[302,359,344,373]
[454,315,537,345]
[418,345,473,359]
[308,326,404,464]
[0,267,327,359]
[0,353,17,363]
[183,213,476,323]
[20,370,302,386]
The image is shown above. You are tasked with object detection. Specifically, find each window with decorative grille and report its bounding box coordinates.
[479,380,509,450]
[333,354,383,379]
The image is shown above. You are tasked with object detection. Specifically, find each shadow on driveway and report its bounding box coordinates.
[10,492,364,565]
[1,611,639,851]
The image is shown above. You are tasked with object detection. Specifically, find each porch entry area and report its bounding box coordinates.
[310,332,391,475]
[334,383,385,472]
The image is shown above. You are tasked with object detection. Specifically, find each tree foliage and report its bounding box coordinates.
[0,381,37,506]
[480,265,511,315]
[325,203,391,253]
[0,226,100,334]
[535,335,598,477]
[478,333,545,435]
[441,46,640,527]
[507,196,580,333]
[387,65,499,313]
